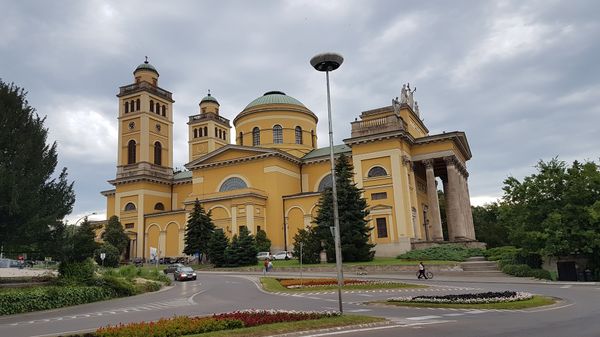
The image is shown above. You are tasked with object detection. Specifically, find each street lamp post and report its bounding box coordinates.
[310,52,344,314]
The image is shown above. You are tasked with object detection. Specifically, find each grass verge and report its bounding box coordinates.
[260,277,425,293]
[184,315,385,337]
[381,295,556,310]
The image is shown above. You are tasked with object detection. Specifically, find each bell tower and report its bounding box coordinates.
[115,58,175,181]
[187,91,231,161]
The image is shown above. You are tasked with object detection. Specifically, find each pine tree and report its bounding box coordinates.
[237,226,258,266]
[102,215,129,255]
[255,229,271,252]
[0,80,75,254]
[314,154,374,262]
[183,199,215,262]
[292,227,322,264]
[206,229,228,267]
[68,218,100,262]
[225,234,240,267]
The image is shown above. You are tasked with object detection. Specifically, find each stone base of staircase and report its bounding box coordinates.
[460,257,504,275]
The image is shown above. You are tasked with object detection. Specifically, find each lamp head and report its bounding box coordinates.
[310,53,344,72]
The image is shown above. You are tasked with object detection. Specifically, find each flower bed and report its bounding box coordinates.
[388,291,533,304]
[76,310,340,337]
[278,278,397,289]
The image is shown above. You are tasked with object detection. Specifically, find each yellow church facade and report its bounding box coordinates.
[100,61,476,260]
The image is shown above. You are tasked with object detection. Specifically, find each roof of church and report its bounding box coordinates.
[200,92,219,105]
[302,144,351,160]
[173,170,192,180]
[134,60,159,75]
[244,91,305,110]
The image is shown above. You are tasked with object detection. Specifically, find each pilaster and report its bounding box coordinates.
[423,159,443,241]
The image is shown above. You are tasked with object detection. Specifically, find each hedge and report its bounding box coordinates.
[0,286,114,315]
[397,244,485,261]
[501,264,551,280]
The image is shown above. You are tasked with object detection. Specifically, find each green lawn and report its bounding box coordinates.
[382,296,556,310]
[184,315,385,337]
[218,257,457,270]
[260,277,425,293]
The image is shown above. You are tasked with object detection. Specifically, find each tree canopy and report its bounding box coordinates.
[102,216,128,255]
[0,80,75,256]
[314,154,374,262]
[499,159,600,266]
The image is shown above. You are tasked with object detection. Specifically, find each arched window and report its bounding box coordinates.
[136,99,140,111]
[273,125,283,144]
[130,100,135,111]
[155,102,160,114]
[215,127,218,137]
[318,174,333,192]
[367,166,388,177]
[124,102,129,113]
[219,177,248,192]
[194,129,198,138]
[161,105,166,116]
[150,100,154,112]
[295,126,303,144]
[124,202,136,211]
[154,141,162,166]
[127,140,136,164]
[252,127,260,146]
[223,131,226,140]
[239,132,243,145]
[154,202,165,211]
[218,129,222,139]
[203,126,208,137]
[311,130,315,147]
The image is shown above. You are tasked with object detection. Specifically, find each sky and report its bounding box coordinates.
[1,0,599,224]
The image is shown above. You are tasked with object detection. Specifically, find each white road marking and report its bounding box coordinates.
[347,309,372,312]
[560,285,572,288]
[443,313,465,317]
[406,315,442,320]
[465,310,486,314]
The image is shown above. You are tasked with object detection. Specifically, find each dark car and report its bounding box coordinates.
[163,263,185,274]
[174,267,196,281]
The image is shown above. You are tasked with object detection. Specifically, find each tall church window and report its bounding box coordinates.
[194,129,198,138]
[318,174,333,192]
[239,132,243,145]
[219,177,248,192]
[273,125,283,144]
[130,100,135,111]
[218,129,222,139]
[252,127,260,146]
[376,218,388,238]
[161,105,166,116]
[136,99,140,111]
[295,126,303,144]
[367,166,388,177]
[150,100,154,112]
[154,141,162,166]
[127,140,136,164]
[215,127,218,137]
[155,102,160,114]
[203,126,208,137]
[124,102,129,113]
[311,130,315,147]
[223,131,226,140]
[124,202,136,211]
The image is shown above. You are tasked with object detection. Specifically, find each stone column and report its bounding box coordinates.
[423,159,443,241]
[445,156,467,241]
[464,178,476,240]
[442,179,454,241]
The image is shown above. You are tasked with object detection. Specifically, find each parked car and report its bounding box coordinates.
[174,267,197,281]
[159,257,173,264]
[272,251,292,260]
[132,257,144,267]
[163,263,185,274]
[256,252,271,260]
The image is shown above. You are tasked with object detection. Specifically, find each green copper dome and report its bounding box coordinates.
[244,91,305,110]
[200,92,219,105]
[134,60,159,75]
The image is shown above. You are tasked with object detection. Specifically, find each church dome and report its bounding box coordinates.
[200,92,219,105]
[134,60,159,75]
[244,91,305,110]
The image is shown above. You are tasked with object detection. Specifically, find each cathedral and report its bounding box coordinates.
[100,60,476,261]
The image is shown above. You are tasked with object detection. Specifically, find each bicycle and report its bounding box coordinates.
[416,270,434,279]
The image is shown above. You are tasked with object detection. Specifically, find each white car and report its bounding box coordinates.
[256,252,271,260]
[272,251,292,260]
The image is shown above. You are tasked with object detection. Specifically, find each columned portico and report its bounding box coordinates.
[423,159,443,241]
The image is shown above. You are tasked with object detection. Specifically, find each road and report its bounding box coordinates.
[0,271,599,337]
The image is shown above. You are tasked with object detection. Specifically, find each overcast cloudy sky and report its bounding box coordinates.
[1,0,599,224]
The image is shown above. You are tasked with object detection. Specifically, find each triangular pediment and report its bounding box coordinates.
[185,145,300,170]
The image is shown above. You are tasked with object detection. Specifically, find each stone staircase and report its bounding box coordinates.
[460,256,504,276]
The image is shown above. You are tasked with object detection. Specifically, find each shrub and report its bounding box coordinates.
[528,268,552,280]
[97,275,136,296]
[135,280,161,293]
[485,246,543,269]
[397,244,484,261]
[94,243,121,268]
[0,286,114,316]
[502,264,532,277]
[58,258,96,284]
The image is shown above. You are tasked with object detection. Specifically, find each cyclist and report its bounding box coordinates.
[417,262,428,279]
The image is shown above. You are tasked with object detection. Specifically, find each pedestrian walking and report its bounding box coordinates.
[417,262,428,279]
[263,258,269,274]
[267,260,273,272]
